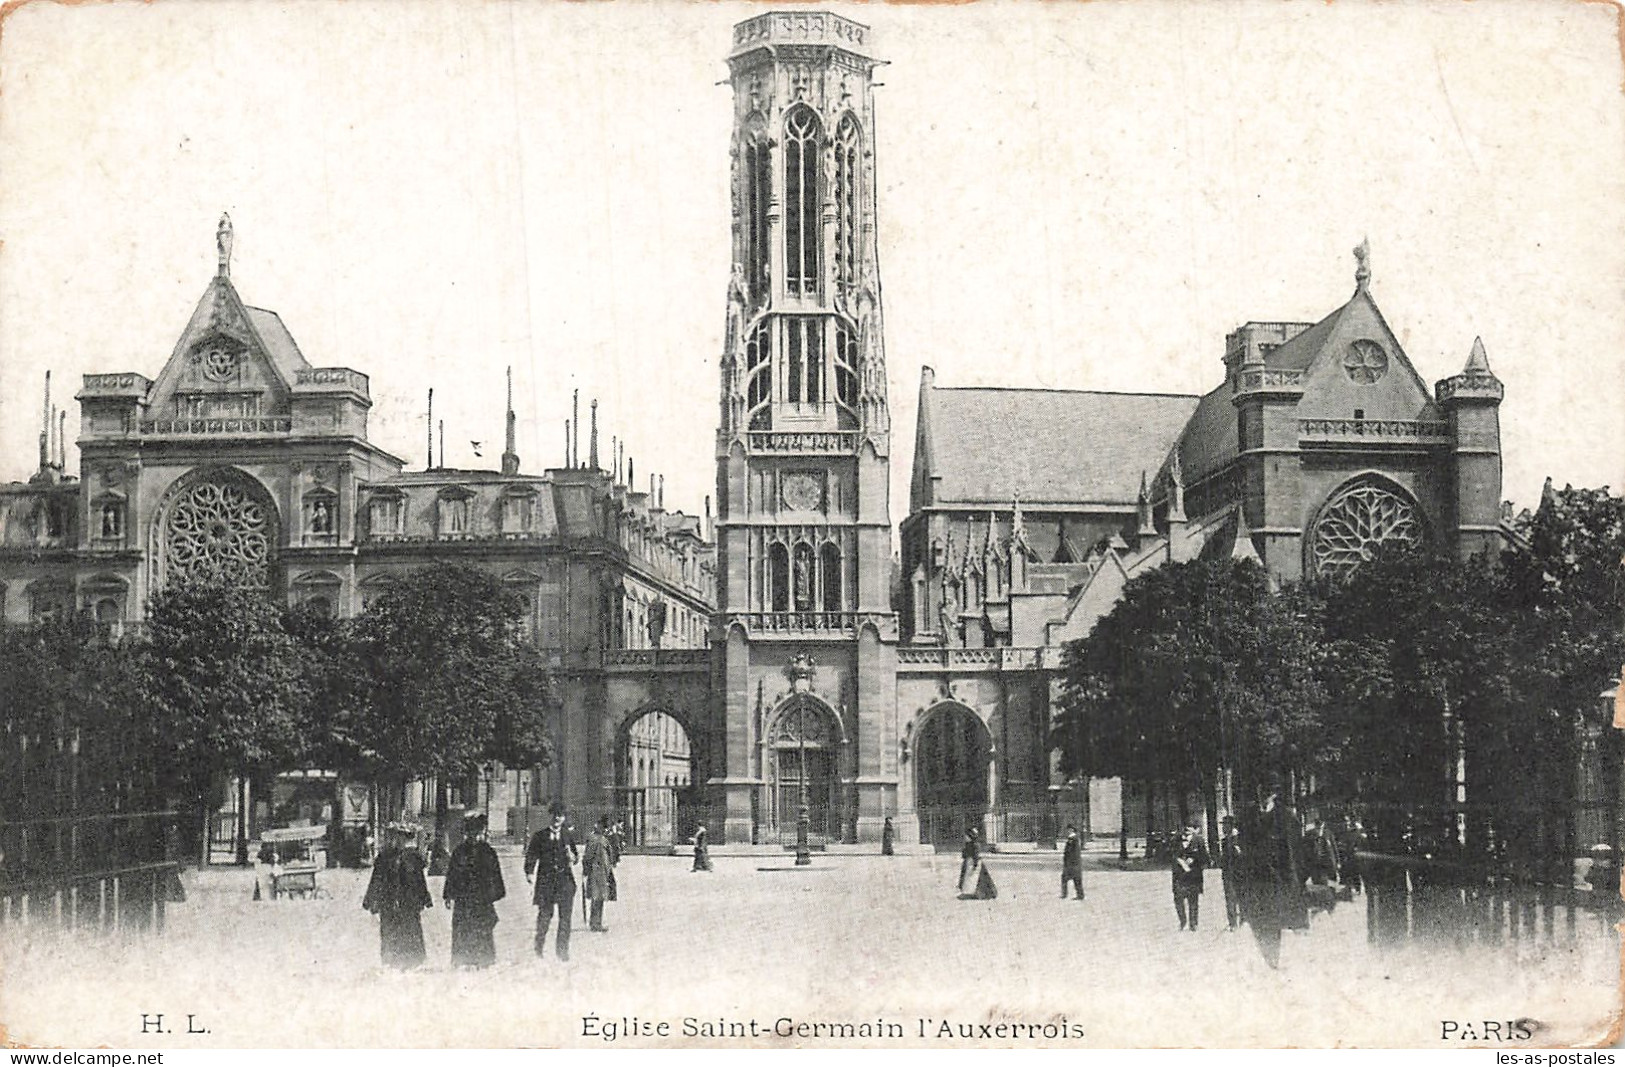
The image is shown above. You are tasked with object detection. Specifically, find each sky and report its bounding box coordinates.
[1,0,1621,522]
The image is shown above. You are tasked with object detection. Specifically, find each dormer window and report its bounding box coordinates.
[500,489,536,536]
[366,489,404,538]
[437,487,474,538]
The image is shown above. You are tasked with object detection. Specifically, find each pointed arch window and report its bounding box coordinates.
[746,322,772,430]
[834,319,859,409]
[768,542,790,612]
[820,542,843,612]
[833,115,861,299]
[784,107,822,297]
[744,125,772,300]
[784,317,825,406]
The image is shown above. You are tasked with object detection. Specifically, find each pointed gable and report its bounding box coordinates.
[145,273,311,420]
[1291,287,1437,423]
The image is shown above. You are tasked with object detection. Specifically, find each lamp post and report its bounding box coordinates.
[482,763,493,822]
[795,701,812,866]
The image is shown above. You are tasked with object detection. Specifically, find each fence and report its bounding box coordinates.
[0,811,183,933]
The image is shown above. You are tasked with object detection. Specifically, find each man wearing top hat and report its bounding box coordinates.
[524,802,578,961]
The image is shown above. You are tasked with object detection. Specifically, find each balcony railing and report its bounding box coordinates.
[604,648,709,668]
[1232,368,1305,394]
[138,416,292,436]
[746,431,858,454]
[896,646,1056,671]
[721,611,895,638]
[1298,418,1450,444]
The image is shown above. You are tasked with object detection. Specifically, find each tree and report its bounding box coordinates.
[142,578,314,863]
[1055,558,1332,843]
[348,563,556,849]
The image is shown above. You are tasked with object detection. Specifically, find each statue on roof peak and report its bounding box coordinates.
[1354,236,1371,292]
[217,213,234,278]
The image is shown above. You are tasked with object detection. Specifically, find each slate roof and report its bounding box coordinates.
[244,306,313,383]
[920,387,1200,506]
[1174,383,1235,487]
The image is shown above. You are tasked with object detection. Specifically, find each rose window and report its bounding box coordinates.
[201,345,239,382]
[1342,339,1389,385]
[1309,481,1423,579]
[164,478,271,588]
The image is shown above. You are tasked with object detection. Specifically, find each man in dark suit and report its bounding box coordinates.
[524,802,578,961]
[1060,825,1085,900]
[1171,822,1210,931]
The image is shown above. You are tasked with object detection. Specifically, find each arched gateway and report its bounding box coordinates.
[614,707,704,851]
[913,701,992,846]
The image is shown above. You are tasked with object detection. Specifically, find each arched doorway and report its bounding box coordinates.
[915,702,992,846]
[615,709,698,851]
[764,695,843,845]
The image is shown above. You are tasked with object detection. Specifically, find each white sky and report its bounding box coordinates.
[2,0,1621,521]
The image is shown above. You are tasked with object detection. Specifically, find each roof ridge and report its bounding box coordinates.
[935,385,1203,400]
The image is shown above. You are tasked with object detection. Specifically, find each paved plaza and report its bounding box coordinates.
[2,847,1617,1048]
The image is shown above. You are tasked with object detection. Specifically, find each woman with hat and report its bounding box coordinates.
[443,813,506,968]
[361,821,433,968]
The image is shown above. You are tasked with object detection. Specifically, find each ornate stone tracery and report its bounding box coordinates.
[160,472,274,589]
[1308,479,1424,578]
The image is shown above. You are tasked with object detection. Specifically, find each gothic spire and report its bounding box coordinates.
[1464,336,1492,374]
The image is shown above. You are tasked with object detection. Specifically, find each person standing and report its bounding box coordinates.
[692,824,713,872]
[881,816,896,857]
[958,825,997,899]
[1171,821,1209,931]
[1061,824,1085,900]
[524,803,578,961]
[443,814,505,969]
[1218,815,1245,932]
[582,816,614,933]
[361,823,432,969]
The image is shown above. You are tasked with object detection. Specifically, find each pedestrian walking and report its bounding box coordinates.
[958,825,997,899]
[583,816,614,933]
[361,822,432,969]
[523,803,578,961]
[1061,824,1085,900]
[443,814,505,969]
[1171,821,1209,931]
[881,816,895,856]
[1241,790,1307,969]
[607,818,625,903]
[692,824,713,872]
[1218,815,1244,932]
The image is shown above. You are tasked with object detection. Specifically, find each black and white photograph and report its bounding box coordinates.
[0,0,1622,1051]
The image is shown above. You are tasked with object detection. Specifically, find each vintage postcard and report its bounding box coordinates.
[1,0,1622,1052]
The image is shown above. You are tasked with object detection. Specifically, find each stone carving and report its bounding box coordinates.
[164,476,271,589]
[1309,480,1424,579]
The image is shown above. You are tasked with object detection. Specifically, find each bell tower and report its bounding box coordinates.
[712,12,900,845]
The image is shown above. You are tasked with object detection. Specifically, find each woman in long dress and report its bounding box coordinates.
[361,824,432,968]
[692,824,713,872]
[958,826,997,899]
[443,814,505,968]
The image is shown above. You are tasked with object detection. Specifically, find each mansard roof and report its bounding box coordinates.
[915,384,1200,508]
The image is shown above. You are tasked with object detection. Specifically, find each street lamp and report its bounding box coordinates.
[795,700,812,866]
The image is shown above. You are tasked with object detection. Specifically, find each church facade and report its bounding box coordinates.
[0,11,1512,852]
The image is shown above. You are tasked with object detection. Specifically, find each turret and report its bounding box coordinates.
[1436,337,1505,561]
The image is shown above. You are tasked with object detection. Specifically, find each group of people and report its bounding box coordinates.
[361,806,627,969]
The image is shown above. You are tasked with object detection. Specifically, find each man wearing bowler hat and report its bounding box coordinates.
[524,802,578,961]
